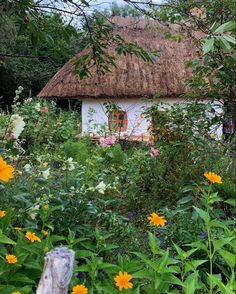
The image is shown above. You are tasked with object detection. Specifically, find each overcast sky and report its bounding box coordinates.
[88,0,165,10]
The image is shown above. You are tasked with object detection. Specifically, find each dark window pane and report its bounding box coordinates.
[119,113,124,120]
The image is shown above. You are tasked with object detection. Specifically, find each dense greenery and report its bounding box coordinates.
[0,92,235,293]
[0,1,235,293]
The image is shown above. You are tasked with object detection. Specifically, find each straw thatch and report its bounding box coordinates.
[39,16,199,99]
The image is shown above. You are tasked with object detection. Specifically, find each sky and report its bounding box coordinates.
[88,0,165,10]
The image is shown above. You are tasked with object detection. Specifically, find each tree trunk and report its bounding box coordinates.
[36,246,75,294]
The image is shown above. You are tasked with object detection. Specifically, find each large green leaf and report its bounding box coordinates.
[9,273,35,284]
[214,21,236,33]
[210,274,235,294]
[0,233,16,245]
[213,237,235,252]
[193,207,210,224]
[218,249,236,268]
[225,198,236,207]
[203,38,214,55]
[185,260,207,272]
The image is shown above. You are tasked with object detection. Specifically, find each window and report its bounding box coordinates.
[109,110,128,132]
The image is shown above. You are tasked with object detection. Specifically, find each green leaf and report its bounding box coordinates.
[0,233,16,245]
[177,196,193,205]
[148,232,160,255]
[132,252,159,272]
[133,269,154,280]
[214,21,236,33]
[194,207,210,223]
[185,271,200,294]
[225,198,236,207]
[209,220,228,230]
[217,36,232,51]
[173,243,184,256]
[203,38,214,55]
[185,260,207,272]
[223,35,236,45]
[209,274,235,294]
[186,241,208,253]
[9,273,35,284]
[164,274,185,287]
[213,237,235,252]
[218,249,236,268]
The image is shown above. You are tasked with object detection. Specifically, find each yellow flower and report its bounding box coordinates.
[11,292,22,294]
[71,284,88,294]
[43,204,49,209]
[25,231,41,242]
[6,254,17,264]
[0,210,6,218]
[41,229,48,236]
[114,271,133,291]
[15,227,23,231]
[204,172,222,184]
[147,212,167,227]
[0,156,15,182]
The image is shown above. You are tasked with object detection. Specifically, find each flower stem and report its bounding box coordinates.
[207,227,213,294]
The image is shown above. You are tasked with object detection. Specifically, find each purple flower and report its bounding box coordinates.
[127,211,137,220]
[77,272,84,279]
[200,231,208,240]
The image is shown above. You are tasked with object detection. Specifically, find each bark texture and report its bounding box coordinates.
[36,247,75,294]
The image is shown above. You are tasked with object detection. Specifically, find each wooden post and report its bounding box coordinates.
[36,246,75,294]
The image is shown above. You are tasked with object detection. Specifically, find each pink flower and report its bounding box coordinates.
[99,138,108,148]
[150,146,159,158]
[108,136,116,145]
[10,133,15,139]
[99,136,116,148]
[40,107,49,113]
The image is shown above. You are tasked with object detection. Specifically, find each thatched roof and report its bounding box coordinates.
[39,16,199,99]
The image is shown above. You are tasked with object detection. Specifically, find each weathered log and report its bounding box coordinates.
[36,246,75,294]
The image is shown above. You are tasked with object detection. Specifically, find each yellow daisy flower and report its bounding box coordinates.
[114,271,133,291]
[71,284,88,294]
[6,254,17,264]
[41,229,49,236]
[204,172,222,184]
[0,210,6,218]
[0,156,15,182]
[147,212,167,227]
[25,231,41,242]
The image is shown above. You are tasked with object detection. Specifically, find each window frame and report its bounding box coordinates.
[108,110,128,132]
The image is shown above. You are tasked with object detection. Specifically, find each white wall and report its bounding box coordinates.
[81,98,223,139]
[81,97,186,137]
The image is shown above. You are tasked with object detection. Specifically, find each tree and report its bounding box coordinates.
[124,0,236,134]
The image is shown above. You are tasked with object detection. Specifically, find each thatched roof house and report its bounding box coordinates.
[39,16,197,99]
[39,17,201,139]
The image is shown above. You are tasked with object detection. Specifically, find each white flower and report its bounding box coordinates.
[10,114,26,139]
[42,168,50,179]
[62,157,76,171]
[35,103,41,111]
[95,181,107,194]
[67,157,76,171]
[28,204,40,219]
[24,98,32,103]
[23,164,31,172]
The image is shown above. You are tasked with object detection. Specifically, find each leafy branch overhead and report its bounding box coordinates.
[73,17,158,79]
[1,0,158,79]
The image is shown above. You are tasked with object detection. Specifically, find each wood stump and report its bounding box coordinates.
[36,246,75,294]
